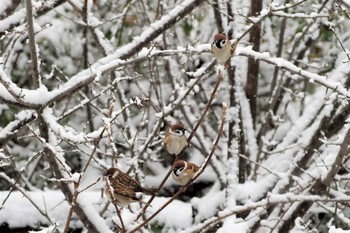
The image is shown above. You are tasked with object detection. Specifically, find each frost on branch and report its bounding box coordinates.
[1,0,350,232]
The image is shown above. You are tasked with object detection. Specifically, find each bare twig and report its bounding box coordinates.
[0,173,58,229]
[329,26,350,63]
[135,67,223,219]
[183,192,350,233]
[134,167,172,221]
[62,139,102,233]
[129,102,227,233]
[187,68,224,142]
[104,176,126,232]
[63,180,79,233]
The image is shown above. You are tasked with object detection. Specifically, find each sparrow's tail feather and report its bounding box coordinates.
[140,187,157,195]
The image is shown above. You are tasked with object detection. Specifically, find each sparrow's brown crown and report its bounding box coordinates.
[173,160,186,170]
[214,33,226,41]
[105,167,118,177]
[170,123,186,133]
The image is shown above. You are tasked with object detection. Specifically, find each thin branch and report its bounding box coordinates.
[0,173,58,230]
[135,65,223,218]
[183,193,350,233]
[104,176,126,232]
[25,0,40,88]
[329,26,350,63]
[235,47,350,98]
[186,67,224,142]
[129,102,227,233]
[0,110,36,146]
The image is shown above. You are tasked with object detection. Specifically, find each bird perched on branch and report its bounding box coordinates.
[211,33,236,68]
[104,167,156,206]
[164,123,188,157]
[172,160,199,186]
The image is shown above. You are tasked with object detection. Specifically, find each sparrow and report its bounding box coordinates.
[172,160,199,186]
[211,34,234,66]
[104,167,156,206]
[163,123,188,156]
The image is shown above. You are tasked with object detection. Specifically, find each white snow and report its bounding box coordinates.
[329,226,350,233]
[1,0,350,232]
[0,190,196,232]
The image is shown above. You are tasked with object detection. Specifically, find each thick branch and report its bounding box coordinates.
[245,0,262,126]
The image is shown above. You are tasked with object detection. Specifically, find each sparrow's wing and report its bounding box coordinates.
[188,162,199,174]
[116,170,142,189]
[110,178,136,197]
[187,163,199,172]
[112,169,156,195]
[163,133,170,145]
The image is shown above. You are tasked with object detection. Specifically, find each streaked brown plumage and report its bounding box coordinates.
[172,160,199,186]
[104,167,156,206]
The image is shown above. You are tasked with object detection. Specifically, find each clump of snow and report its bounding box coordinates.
[329,226,350,233]
[191,182,225,223]
[150,197,193,228]
[71,172,82,183]
[217,216,248,233]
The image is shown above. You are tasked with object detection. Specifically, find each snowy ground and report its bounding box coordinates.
[0,190,194,232]
[0,190,349,233]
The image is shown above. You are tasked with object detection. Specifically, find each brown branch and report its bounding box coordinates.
[129,102,227,233]
[62,137,104,232]
[186,69,223,143]
[37,111,108,233]
[134,167,172,221]
[134,61,221,218]
[63,181,79,233]
[104,176,126,232]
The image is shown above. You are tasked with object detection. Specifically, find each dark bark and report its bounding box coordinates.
[245,0,262,127]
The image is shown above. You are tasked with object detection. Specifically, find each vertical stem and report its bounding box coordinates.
[212,0,224,33]
[245,0,262,126]
[38,114,102,233]
[82,0,95,133]
[25,0,39,88]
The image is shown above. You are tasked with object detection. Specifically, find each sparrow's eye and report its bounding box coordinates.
[220,40,226,47]
[175,129,183,135]
[174,166,184,171]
